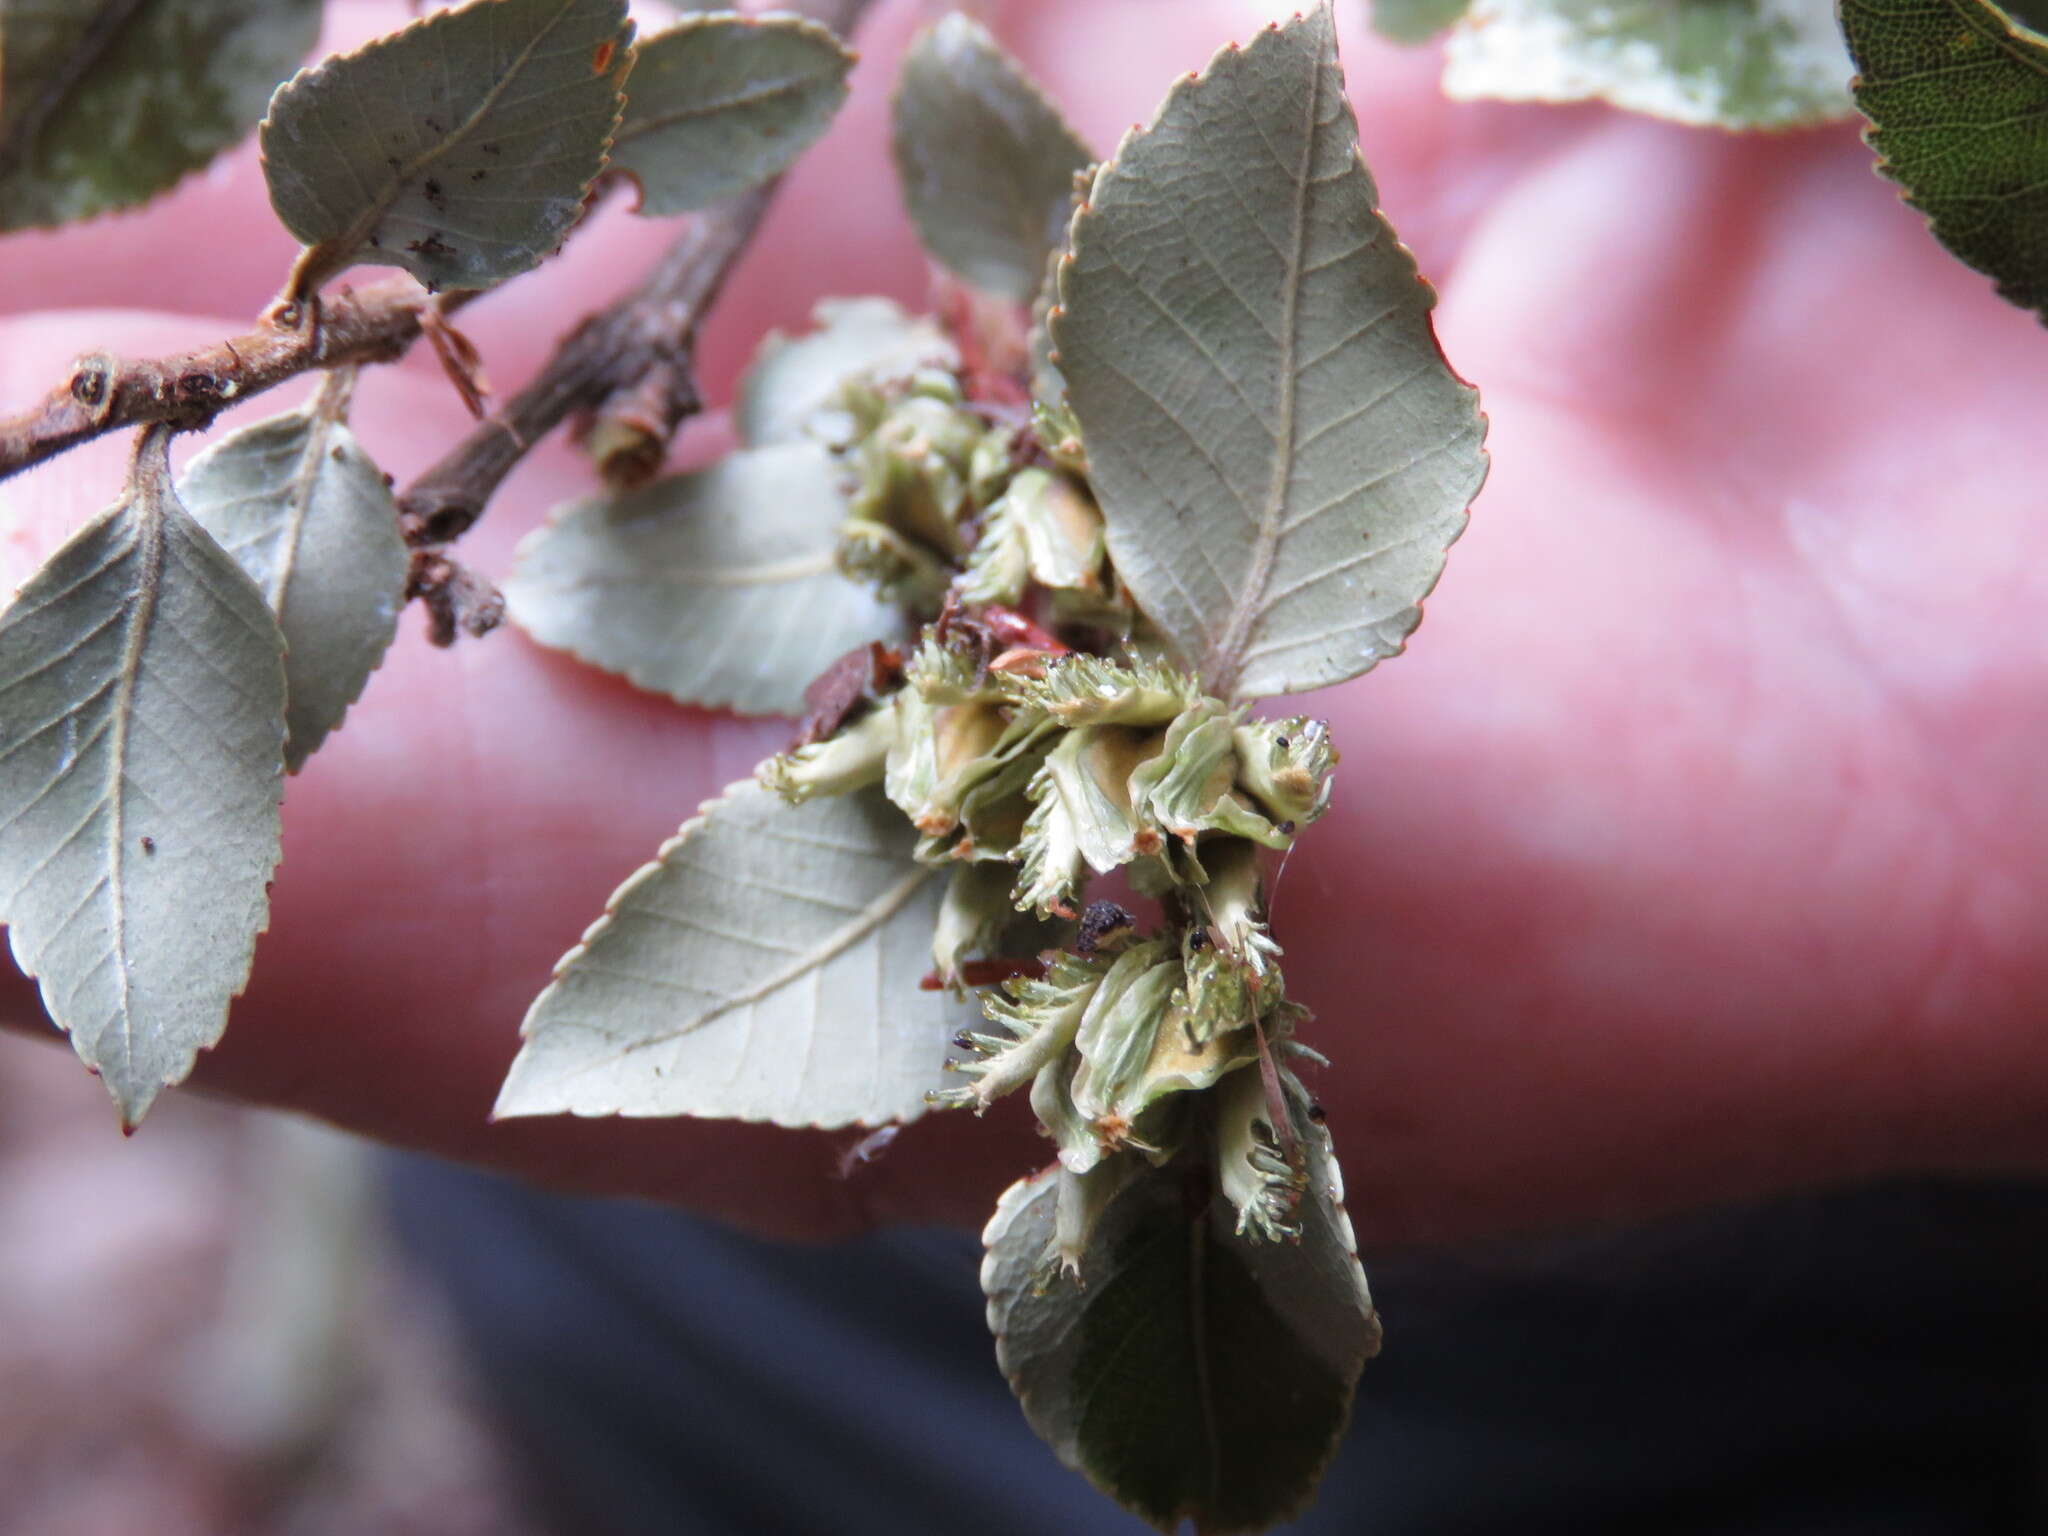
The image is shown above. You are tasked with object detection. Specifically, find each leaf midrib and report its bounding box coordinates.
[298,0,590,286]
[617,63,836,141]
[545,548,837,589]
[618,861,934,1052]
[105,469,169,1095]
[1204,46,1324,698]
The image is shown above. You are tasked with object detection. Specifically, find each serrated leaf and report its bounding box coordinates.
[892,12,1093,302]
[982,1100,1380,1533]
[609,13,851,217]
[1051,7,1487,702]
[1027,243,1068,410]
[178,379,408,772]
[505,442,906,715]
[1442,0,1854,128]
[737,298,957,449]
[0,0,321,232]
[261,0,633,297]
[497,779,970,1128]
[0,431,286,1128]
[1843,0,2048,319]
[1370,0,1475,45]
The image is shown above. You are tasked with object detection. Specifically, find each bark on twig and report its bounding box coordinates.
[394,180,774,544]
[0,282,459,483]
[0,0,877,565]
[393,0,880,543]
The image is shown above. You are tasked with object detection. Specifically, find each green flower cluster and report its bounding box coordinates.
[761,643,1338,1260]
[770,353,1347,1271]
[828,370,1020,614]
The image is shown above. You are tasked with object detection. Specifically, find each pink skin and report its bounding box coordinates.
[1,0,2043,1245]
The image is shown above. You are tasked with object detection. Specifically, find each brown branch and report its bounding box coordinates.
[395,180,774,544]
[0,281,460,483]
[394,0,880,545]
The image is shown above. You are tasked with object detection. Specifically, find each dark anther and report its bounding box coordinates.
[1279,820,1297,836]
[1275,735,1290,749]
[952,1030,975,1051]
[70,367,106,405]
[1307,1100,1327,1124]
[1076,900,1135,957]
[1186,926,1210,952]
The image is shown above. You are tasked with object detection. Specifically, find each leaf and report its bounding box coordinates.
[1027,244,1068,411]
[0,429,286,1128]
[1441,0,1854,129]
[496,778,970,1128]
[609,13,852,217]
[505,442,906,715]
[0,0,321,233]
[1050,6,1487,701]
[178,375,409,772]
[736,298,957,449]
[982,1099,1381,1533]
[260,0,634,298]
[892,12,1093,302]
[1369,0,1475,44]
[1843,0,2048,319]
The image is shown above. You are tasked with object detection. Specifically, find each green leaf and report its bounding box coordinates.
[261,0,633,298]
[982,1099,1381,1533]
[1051,6,1487,701]
[0,0,321,233]
[609,12,851,217]
[496,779,970,1128]
[892,12,1093,302]
[178,374,408,772]
[1843,0,2048,319]
[0,429,286,1128]
[1441,0,1854,128]
[736,298,957,449]
[1369,0,1475,45]
[1027,244,1068,411]
[505,442,906,715]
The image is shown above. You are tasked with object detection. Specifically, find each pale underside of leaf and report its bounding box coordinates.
[1050,6,1487,702]
[736,298,958,449]
[496,779,973,1129]
[0,0,322,233]
[1442,0,1854,128]
[260,0,633,296]
[179,397,409,771]
[505,441,907,715]
[0,436,285,1127]
[892,11,1094,302]
[610,13,852,217]
[1843,0,2048,321]
[981,1097,1379,1533]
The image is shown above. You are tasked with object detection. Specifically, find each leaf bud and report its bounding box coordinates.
[930,952,1107,1113]
[1004,652,1194,728]
[756,698,899,804]
[1214,1063,1307,1244]
[1233,716,1335,827]
[1016,724,1160,913]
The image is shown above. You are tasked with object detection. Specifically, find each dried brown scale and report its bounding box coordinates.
[795,640,904,747]
[406,552,505,649]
